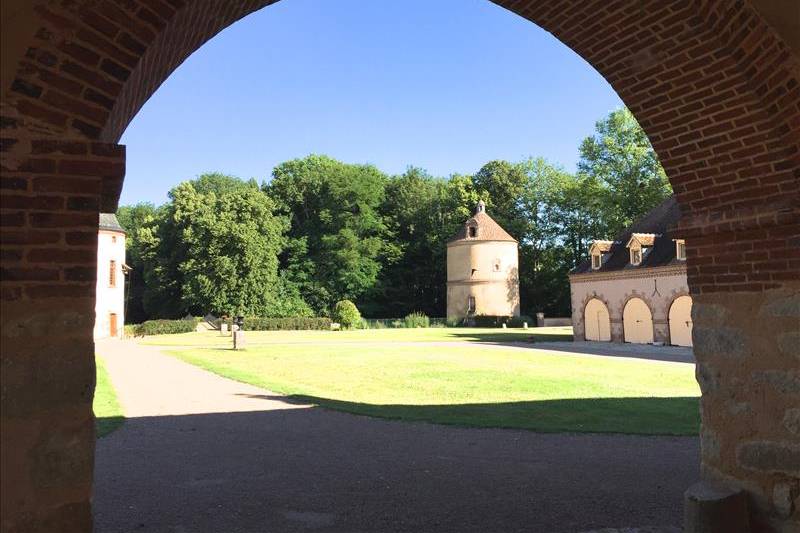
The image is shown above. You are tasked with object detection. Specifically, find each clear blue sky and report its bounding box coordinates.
[119,0,624,205]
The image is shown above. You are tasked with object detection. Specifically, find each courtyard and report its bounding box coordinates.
[94,328,700,531]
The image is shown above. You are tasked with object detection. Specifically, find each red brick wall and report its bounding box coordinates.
[1,0,798,530]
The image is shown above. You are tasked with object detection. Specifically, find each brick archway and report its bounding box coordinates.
[2,1,798,530]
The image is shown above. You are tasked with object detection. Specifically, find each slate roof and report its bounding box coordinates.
[99,213,126,234]
[447,202,517,245]
[572,195,683,274]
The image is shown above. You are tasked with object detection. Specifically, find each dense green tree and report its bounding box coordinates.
[578,108,671,235]
[139,174,304,317]
[265,155,396,313]
[471,160,532,241]
[115,202,160,323]
[115,107,669,322]
[364,168,475,316]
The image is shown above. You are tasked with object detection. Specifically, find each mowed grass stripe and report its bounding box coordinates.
[168,335,699,435]
[94,356,125,437]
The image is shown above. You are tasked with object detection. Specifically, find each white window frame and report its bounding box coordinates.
[676,240,686,261]
[591,253,601,270]
[630,247,642,266]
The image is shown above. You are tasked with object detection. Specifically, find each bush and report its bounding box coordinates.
[242,317,332,331]
[404,312,430,328]
[332,300,361,329]
[134,319,196,336]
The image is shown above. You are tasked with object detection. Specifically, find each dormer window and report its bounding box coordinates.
[626,233,658,267]
[469,226,477,238]
[588,240,613,271]
[675,239,686,261]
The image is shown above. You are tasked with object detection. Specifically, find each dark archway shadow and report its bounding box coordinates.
[94,402,698,533]
[233,394,700,436]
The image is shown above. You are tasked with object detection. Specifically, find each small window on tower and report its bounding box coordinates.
[467,296,476,313]
[468,226,477,238]
[493,258,501,272]
[109,260,116,287]
[111,235,117,244]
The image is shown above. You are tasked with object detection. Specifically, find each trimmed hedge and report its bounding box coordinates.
[133,319,196,336]
[242,317,332,331]
[470,315,533,328]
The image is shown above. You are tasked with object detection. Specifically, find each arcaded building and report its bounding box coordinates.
[94,213,127,339]
[446,201,520,322]
[568,196,693,347]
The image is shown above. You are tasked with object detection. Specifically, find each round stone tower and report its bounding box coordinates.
[446,201,520,322]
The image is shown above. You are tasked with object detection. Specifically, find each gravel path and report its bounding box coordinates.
[94,339,698,533]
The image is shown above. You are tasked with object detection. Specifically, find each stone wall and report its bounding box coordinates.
[446,240,520,320]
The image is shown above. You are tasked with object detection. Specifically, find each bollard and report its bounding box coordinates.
[233,330,246,350]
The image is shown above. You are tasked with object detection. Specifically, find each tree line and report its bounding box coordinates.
[118,108,671,323]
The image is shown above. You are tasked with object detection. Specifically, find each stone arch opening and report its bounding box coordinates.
[668,295,694,347]
[2,0,799,529]
[622,296,655,344]
[583,297,611,342]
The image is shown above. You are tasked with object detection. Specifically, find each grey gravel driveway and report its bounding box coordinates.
[93,340,698,533]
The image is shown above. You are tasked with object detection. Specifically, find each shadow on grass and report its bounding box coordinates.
[96,415,125,438]
[235,393,699,436]
[445,331,574,344]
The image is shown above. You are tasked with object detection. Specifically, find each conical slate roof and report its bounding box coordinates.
[447,201,517,245]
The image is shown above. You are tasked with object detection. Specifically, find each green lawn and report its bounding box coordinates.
[141,326,573,347]
[94,356,124,437]
[163,328,700,435]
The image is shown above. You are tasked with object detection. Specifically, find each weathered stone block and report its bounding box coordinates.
[692,302,730,327]
[784,409,800,435]
[737,441,800,476]
[777,332,800,360]
[696,363,720,394]
[772,481,798,519]
[693,326,748,358]
[759,295,800,318]
[752,370,800,394]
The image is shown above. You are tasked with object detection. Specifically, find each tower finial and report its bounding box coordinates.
[476,200,486,214]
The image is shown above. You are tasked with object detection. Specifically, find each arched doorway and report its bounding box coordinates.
[1,0,798,529]
[583,298,610,342]
[623,298,653,344]
[668,296,693,347]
